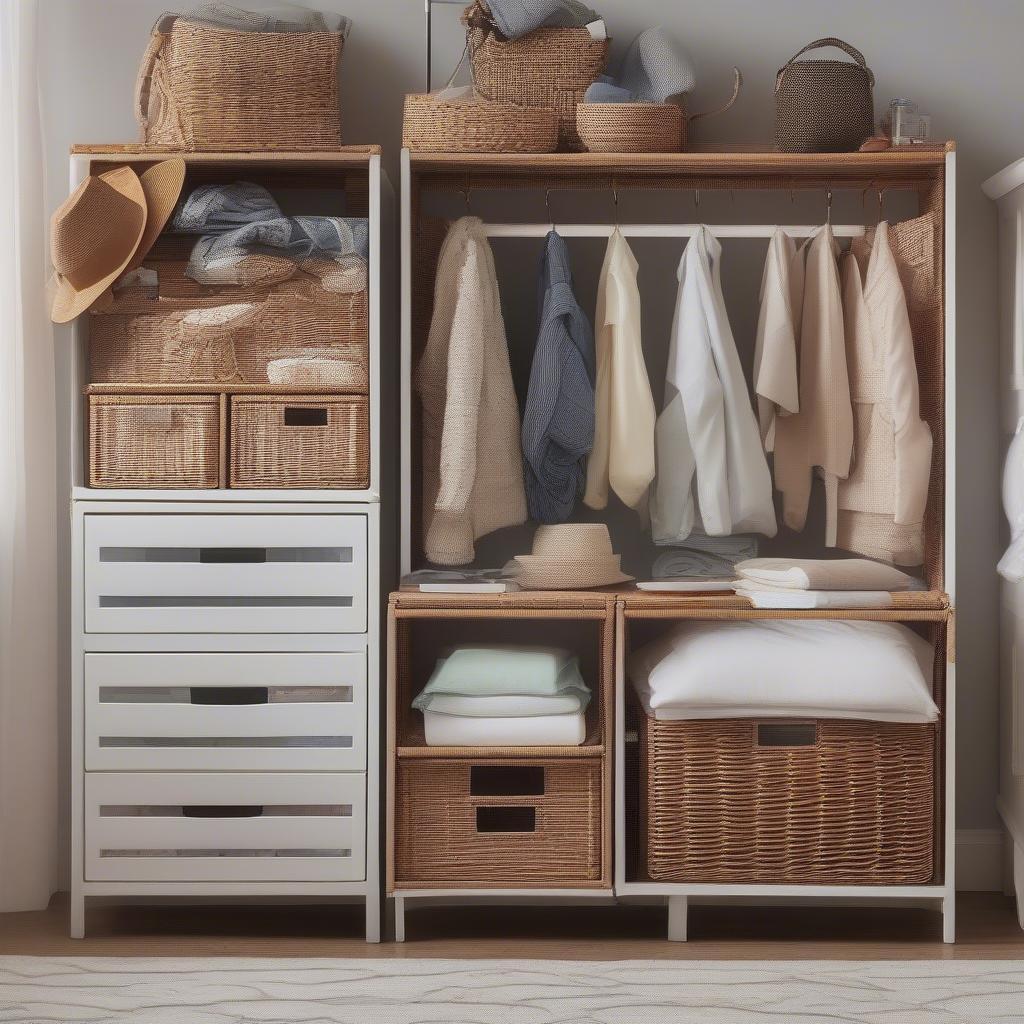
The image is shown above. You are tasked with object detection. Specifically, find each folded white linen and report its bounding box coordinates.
[735,557,921,591]
[735,583,894,609]
[423,711,587,746]
[628,619,938,723]
[420,693,586,717]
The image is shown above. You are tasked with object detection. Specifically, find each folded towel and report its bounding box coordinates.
[419,692,588,717]
[584,28,696,104]
[735,585,895,609]
[735,557,922,592]
[423,710,587,746]
[484,0,599,40]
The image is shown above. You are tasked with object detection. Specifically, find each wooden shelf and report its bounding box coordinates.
[72,144,380,168]
[85,383,368,396]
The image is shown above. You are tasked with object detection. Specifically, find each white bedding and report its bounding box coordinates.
[422,693,586,717]
[422,711,587,746]
[628,619,938,723]
[735,557,921,591]
[735,584,895,609]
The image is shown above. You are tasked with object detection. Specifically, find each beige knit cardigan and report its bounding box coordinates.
[415,217,527,566]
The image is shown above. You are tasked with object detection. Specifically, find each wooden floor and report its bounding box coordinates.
[0,893,1021,960]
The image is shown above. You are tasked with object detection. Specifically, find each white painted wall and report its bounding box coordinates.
[38,0,1024,886]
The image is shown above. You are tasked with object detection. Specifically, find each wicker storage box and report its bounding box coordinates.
[466,3,608,151]
[393,757,603,887]
[402,93,559,154]
[577,102,683,154]
[89,267,368,389]
[230,394,369,489]
[639,711,936,884]
[89,394,220,489]
[136,15,344,150]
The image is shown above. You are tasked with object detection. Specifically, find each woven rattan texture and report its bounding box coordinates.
[229,394,369,489]
[89,393,220,488]
[393,757,604,886]
[577,103,683,154]
[467,6,609,152]
[90,264,368,389]
[137,20,344,151]
[403,95,559,154]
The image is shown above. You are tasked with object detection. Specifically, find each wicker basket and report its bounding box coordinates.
[402,93,559,154]
[229,394,369,489]
[577,102,683,154]
[638,710,936,884]
[136,15,344,150]
[89,265,368,389]
[393,757,603,887]
[89,394,220,489]
[465,2,609,151]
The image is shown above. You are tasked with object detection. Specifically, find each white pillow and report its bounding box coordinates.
[628,619,938,723]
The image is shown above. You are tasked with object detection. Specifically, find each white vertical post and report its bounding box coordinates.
[394,895,406,943]
[364,503,381,944]
[667,896,688,942]
[614,604,627,892]
[400,150,412,578]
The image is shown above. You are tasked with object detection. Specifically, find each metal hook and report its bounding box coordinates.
[460,187,472,215]
[611,186,620,227]
[694,188,701,211]
[545,188,556,231]
[877,186,885,225]
[825,188,833,225]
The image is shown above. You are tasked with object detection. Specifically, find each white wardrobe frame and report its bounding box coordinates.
[398,147,958,941]
[67,149,392,942]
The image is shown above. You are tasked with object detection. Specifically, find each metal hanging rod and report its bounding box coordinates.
[481,224,868,239]
[425,0,469,91]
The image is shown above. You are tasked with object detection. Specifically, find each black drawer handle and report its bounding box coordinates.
[470,766,545,796]
[476,806,536,833]
[756,723,818,748]
[199,548,267,563]
[189,687,269,706]
[284,407,328,427]
[182,806,264,818]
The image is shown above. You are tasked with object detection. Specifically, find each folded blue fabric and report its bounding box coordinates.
[485,0,598,40]
[584,27,696,103]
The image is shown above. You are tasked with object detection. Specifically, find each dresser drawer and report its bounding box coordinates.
[83,514,367,634]
[85,773,366,882]
[85,653,366,772]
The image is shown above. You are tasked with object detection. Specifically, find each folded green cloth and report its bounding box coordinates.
[412,645,590,711]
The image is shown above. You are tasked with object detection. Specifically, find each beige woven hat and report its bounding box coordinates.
[50,158,186,323]
[515,523,633,590]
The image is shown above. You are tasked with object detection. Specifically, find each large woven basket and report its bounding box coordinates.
[403,93,559,153]
[89,393,220,489]
[577,102,683,154]
[136,15,344,150]
[774,37,875,153]
[465,2,608,151]
[638,709,936,884]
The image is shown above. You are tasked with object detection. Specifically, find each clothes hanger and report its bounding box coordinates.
[825,188,833,227]
[610,184,620,229]
[545,188,557,233]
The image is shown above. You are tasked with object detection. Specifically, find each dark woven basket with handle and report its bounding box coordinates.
[774,37,874,153]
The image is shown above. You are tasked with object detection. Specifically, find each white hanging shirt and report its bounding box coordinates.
[753,228,805,451]
[583,228,656,510]
[649,226,777,542]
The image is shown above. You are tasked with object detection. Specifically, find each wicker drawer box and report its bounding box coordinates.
[639,713,937,885]
[89,394,220,489]
[393,757,604,888]
[230,395,369,490]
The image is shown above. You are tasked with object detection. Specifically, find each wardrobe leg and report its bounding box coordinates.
[667,896,688,942]
[942,894,956,944]
[394,896,406,943]
[69,892,85,940]
[365,893,381,944]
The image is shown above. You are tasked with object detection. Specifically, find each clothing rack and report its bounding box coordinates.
[481,223,868,239]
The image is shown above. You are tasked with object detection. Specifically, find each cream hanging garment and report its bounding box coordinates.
[836,219,933,565]
[649,226,776,541]
[772,223,853,545]
[584,228,656,510]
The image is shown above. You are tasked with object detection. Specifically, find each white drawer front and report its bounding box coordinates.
[85,773,366,882]
[85,653,367,772]
[84,514,367,634]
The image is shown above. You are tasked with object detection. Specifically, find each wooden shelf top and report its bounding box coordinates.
[408,143,954,181]
[391,588,615,615]
[71,144,381,168]
[85,383,367,397]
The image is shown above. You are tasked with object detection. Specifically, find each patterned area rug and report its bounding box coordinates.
[2,957,1024,1023]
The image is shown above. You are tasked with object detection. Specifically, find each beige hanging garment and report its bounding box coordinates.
[772,224,853,545]
[416,216,527,566]
[836,218,933,566]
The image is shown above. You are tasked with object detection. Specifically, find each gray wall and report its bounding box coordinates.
[39,0,1023,879]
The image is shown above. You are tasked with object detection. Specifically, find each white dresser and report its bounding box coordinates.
[66,148,391,941]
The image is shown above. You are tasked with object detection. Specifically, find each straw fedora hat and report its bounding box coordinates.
[515,523,633,590]
[50,158,186,324]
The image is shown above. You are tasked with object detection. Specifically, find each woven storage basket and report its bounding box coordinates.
[402,93,559,153]
[638,710,936,884]
[393,757,603,886]
[90,265,368,390]
[774,37,875,153]
[577,102,683,154]
[136,15,344,150]
[465,2,609,151]
[89,394,220,489]
[229,394,369,489]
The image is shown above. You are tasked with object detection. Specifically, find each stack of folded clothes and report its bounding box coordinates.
[733,557,926,609]
[412,645,591,746]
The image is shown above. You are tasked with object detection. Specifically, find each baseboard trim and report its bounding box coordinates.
[957,829,1005,891]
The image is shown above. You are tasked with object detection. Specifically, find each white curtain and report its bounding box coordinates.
[0,0,60,913]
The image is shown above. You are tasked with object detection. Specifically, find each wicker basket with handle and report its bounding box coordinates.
[774,37,874,153]
[135,14,344,150]
[465,1,609,152]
